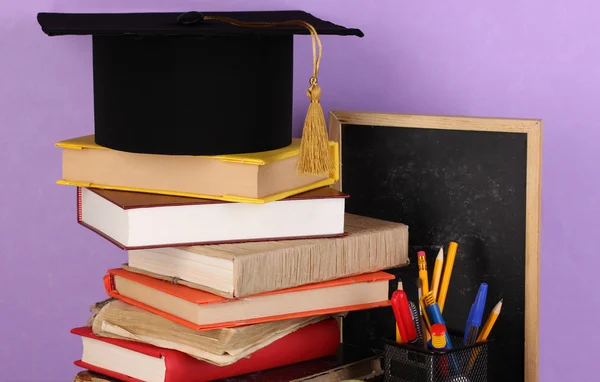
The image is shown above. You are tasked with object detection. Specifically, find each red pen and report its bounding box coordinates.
[391,290,418,342]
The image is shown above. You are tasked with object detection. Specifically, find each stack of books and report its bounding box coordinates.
[58,136,409,382]
[38,8,405,382]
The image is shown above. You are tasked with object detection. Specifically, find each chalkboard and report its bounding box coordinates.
[329,112,541,382]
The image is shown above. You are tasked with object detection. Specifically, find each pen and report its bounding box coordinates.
[409,301,422,345]
[438,241,458,313]
[464,283,488,345]
[431,248,444,300]
[469,299,503,371]
[418,251,430,296]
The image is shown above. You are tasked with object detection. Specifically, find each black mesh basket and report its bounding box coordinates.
[383,334,489,382]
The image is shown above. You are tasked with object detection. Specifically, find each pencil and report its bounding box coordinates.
[469,299,503,370]
[431,248,444,300]
[477,299,502,342]
[438,241,458,313]
[417,251,429,296]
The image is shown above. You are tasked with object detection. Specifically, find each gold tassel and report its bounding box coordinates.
[297,80,332,175]
[201,15,333,175]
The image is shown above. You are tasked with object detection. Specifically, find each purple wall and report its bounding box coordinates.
[0,0,592,380]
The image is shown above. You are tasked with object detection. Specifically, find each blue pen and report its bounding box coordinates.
[464,283,488,345]
[463,301,475,345]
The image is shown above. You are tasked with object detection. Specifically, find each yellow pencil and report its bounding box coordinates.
[431,248,444,300]
[417,251,429,296]
[438,241,458,313]
[469,299,503,370]
[477,299,503,342]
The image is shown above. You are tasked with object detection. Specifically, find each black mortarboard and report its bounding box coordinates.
[37,11,363,174]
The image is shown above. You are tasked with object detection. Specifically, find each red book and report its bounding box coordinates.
[72,318,340,382]
[104,268,393,331]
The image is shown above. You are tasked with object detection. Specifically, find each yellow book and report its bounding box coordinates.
[56,135,339,204]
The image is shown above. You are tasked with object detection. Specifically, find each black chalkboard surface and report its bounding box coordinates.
[329,112,541,382]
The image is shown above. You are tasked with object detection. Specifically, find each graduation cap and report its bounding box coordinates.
[37,11,363,175]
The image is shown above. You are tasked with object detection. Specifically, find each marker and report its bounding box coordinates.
[391,290,418,342]
[429,323,447,350]
[395,281,403,343]
[438,241,458,313]
[423,291,452,349]
[424,291,460,374]
[431,248,444,300]
[418,251,430,296]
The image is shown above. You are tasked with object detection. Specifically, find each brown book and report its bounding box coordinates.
[126,213,409,298]
[57,135,338,204]
[77,186,348,250]
[91,299,334,366]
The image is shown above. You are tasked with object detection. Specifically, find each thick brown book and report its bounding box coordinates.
[126,213,409,298]
[77,187,348,249]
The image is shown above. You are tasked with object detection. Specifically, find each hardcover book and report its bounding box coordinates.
[72,318,340,382]
[90,299,335,366]
[77,186,348,249]
[104,268,393,331]
[126,213,408,298]
[73,344,382,382]
[57,135,339,204]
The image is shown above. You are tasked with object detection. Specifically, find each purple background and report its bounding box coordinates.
[0,0,594,381]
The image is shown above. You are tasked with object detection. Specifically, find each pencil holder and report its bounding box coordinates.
[383,334,489,382]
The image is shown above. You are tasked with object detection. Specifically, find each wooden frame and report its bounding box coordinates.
[329,110,541,382]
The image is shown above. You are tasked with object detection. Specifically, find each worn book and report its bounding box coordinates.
[104,268,393,331]
[72,319,340,382]
[57,135,339,204]
[91,299,335,366]
[77,186,348,249]
[126,213,408,298]
[221,344,383,382]
[73,345,382,382]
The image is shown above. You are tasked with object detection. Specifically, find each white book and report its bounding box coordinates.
[77,187,348,249]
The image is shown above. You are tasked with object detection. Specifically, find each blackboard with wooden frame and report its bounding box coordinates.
[329,111,541,382]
